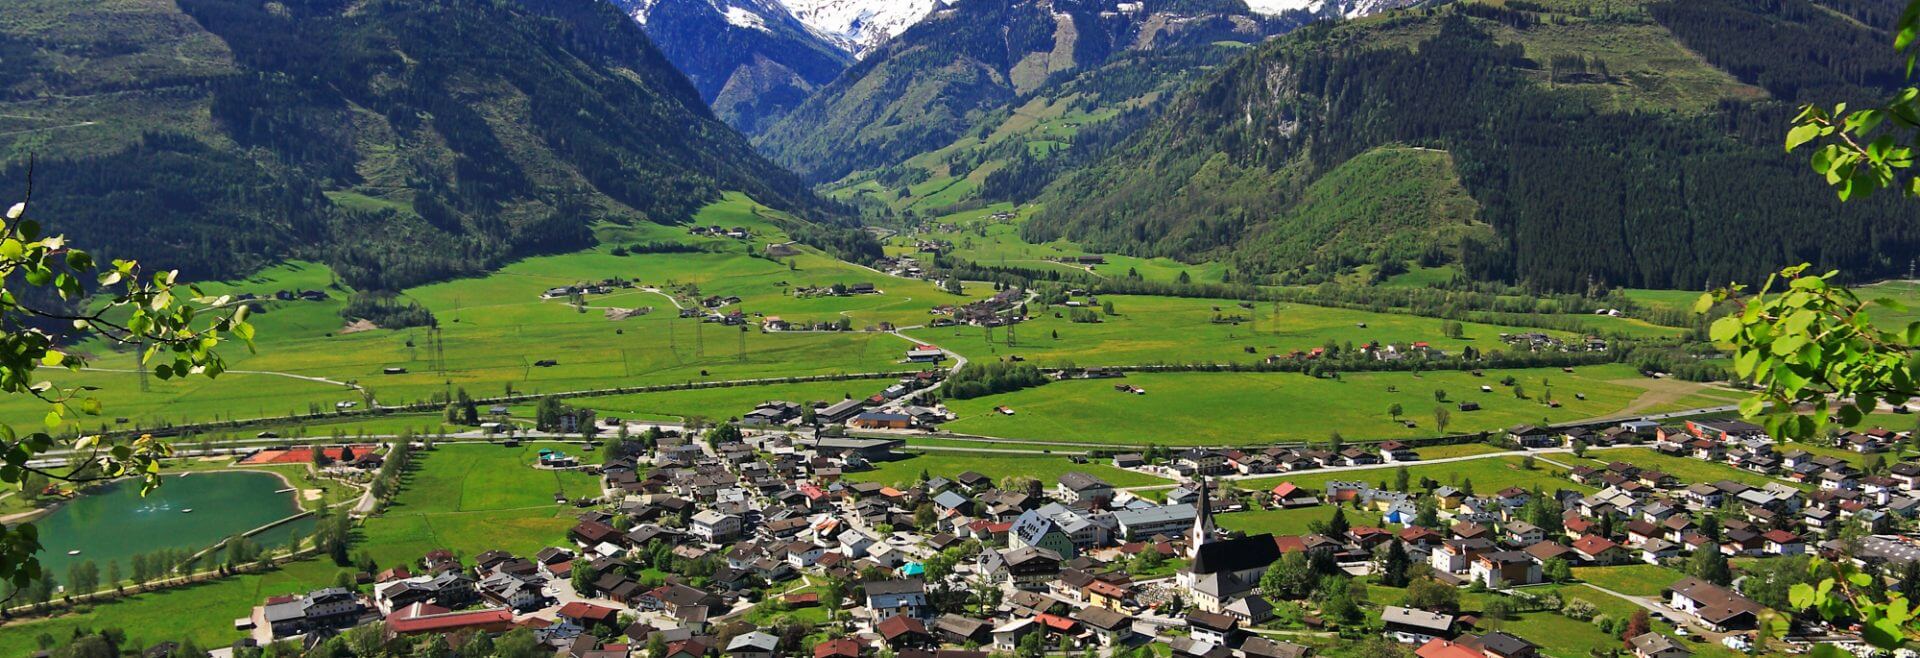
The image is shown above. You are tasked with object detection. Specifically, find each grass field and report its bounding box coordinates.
[1215,506,1387,536]
[1571,564,1687,596]
[890,204,1230,286]
[938,364,1739,445]
[907,293,1584,368]
[845,453,1173,489]
[6,195,977,429]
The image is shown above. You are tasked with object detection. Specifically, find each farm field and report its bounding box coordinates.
[5,195,966,430]
[909,293,1583,368]
[845,452,1173,489]
[891,203,1231,286]
[938,364,1740,445]
[1241,456,1591,496]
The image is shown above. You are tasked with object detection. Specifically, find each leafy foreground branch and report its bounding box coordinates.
[1717,0,1920,649]
[0,184,254,593]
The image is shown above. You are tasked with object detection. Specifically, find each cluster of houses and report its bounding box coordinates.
[1498,332,1609,352]
[232,406,1920,657]
[543,280,635,299]
[691,225,752,239]
[932,288,1026,327]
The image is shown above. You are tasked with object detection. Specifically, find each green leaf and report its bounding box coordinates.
[1787,123,1823,151]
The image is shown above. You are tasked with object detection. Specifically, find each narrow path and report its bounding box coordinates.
[80,366,361,390]
[1116,443,1646,491]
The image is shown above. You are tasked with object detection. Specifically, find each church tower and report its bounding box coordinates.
[1189,476,1216,559]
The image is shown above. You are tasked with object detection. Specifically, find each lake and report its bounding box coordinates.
[35,470,315,579]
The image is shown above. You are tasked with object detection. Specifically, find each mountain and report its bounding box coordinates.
[619,0,853,133]
[1021,0,1920,291]
[780,0,955,57]
[0,0,830,291]
[754,0,1295,184]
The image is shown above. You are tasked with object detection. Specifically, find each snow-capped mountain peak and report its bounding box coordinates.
[777,0,956,57]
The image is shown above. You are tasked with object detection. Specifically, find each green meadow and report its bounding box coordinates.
[907,293,1588,368]
[938,364,1740,445]
[7,195,976,429]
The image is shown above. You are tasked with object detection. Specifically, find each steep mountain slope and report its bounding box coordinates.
[1025,0,1920,291]
[754,0,1292,183]
[620,0,853,133]
[0,0,826,291]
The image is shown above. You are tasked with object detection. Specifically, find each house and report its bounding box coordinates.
[1056,472,1114,504]
[557,602,620,630]
[692,510,743,543]
[992,619,1039,651]
[1382,606,1456,644]
[815,639,864,658]
[384,603,514,637]
[933,615,991,646]
[1507,425,1556,448]
[1380,441,1419,463]
[261,588,367,638]
[978,546,1062,590]
[851,413,913,430]
[1184,611,1240,646]
[1177,449,1230,475]
[1072,606,1136,646]
[1763,530,1805,556]
[1627,632,1691,658]
[878,615,933,649]
[1666,577,1763,631]
[728,632,782,658]
[1269,482,1318,508]
[1111,503,1197,540]
[1571,534,1624,564]
[1240,637,1311,658]
[1224,595,1275,624]
[864,579,929,620]
[1010,509,1078,558]
[1469,551,1542,588]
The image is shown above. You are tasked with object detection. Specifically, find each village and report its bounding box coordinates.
[223,404,1920,658]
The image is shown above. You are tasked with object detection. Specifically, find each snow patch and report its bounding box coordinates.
[724,5,771,31]
[1241,0,1316,14]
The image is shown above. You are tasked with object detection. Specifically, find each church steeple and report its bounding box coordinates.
[1189,476,1216,559]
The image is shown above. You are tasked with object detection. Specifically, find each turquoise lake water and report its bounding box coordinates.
[35,470,315,579]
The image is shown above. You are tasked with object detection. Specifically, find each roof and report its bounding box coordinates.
[385,603,514,635]
[1667,577,1764,624]
[1239,637,1310,658]
[877,615,929,640]
[1382,606,1455,633]
[1192,533,1281,575]
[864,579,926,596]
[556,602,619,622]
[814,638,864,658]
[1058,471,1113,492]
[1628,631,1687,656]
[1072,606,1132,631]
[1415,639,1485,658]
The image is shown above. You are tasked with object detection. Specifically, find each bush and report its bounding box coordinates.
[1561,598,1598,621]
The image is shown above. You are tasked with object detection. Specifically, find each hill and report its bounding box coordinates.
[0,0,830,291]
[620,0,854,133]
[752,0,1296,183]
[1021,0,1920,291]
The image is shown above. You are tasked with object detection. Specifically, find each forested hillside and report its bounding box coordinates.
[0,0,829,291]
[620,0,853,133]
[1022,0,1920,291]
[754,0,1294,183]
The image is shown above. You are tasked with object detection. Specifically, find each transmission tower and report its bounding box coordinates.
[1006,321,1016,347]
[737,326,747,363]
[695,319,705,357]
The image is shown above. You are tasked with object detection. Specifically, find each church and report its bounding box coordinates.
[1178,478,1282,613]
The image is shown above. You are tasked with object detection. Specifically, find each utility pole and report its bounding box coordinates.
[738,326,747,363]
[695,319,705,358]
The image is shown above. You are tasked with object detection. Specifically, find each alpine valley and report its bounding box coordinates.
[12,0,1920,657]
